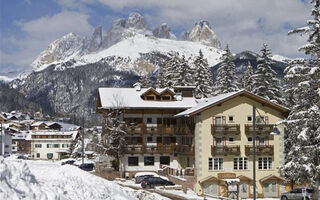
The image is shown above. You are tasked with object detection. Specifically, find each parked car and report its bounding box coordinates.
[17,155,29,160]
[134,172,159,184]
[61,159,76,165]
[78,163,95,171]
[141,176,174,189]
[281,187,314,200]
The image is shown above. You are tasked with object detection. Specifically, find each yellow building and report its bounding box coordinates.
[176,90,290,198]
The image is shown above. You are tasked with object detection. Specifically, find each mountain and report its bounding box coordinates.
[9,12,290,125]
[183,20,221,49]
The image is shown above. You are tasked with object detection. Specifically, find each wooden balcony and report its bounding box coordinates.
[245,124,274,135]
[123,123,193,135]
[174,144,194,155]
[211,145,240,156]
[245,145,274,156]
[125,144,175,154]
[211,124,240,135]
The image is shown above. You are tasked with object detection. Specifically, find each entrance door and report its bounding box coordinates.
[264,181,277,197]
[239,182,249,198]
[204,182,218,197]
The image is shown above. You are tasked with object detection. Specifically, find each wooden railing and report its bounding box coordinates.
[245,145,274,155]
[123,123,194,135]
[174,144,194,155]
[245,124,274,135]
[211,145,240,156]
[211,124,240,135]
[125,144,175,154]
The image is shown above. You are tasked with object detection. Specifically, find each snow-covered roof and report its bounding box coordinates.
[31,121,47,126]
[97,88,197,109]
[176,89,290,117]
[27,130,79,140]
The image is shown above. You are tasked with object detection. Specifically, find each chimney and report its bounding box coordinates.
[133,82,141,91]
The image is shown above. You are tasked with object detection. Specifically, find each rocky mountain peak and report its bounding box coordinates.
[88,26,103,52]
[184,20,221,49]
[126,12,148,30]
[152,23,176,39]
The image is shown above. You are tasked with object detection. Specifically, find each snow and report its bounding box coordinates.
[82,34,223,69]
[271,54,291,63]
[0,75,14,82]
[0,157,169,200]
[98,87,198,109]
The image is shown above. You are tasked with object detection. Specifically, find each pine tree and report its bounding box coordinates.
[166,52,181,87]
[281,1,320,199]
[242,61,254,92]
[251,44,283,104]
[213,45,239,95]
[194,50,213,98]
[156,65,167,88]
[139,74,152,88]
[174,55,194,86]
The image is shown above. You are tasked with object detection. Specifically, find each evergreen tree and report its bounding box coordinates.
[174,55,194,86]
[281,1,320,199]
[194,50,213,98]
[251,44,283,104]
[213,45,239,95]
[156,65,167,88]
[166,52,181,87]
[242,61,254,91]
[139,73,152,88]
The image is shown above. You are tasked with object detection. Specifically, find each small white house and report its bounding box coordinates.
[27,130,79,160]
[0,127,12,156]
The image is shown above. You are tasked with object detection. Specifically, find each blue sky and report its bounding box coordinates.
[0,0,312,76]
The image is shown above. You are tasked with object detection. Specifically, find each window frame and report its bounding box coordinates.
[228,116,234,122]
[128,156,139,166]
[144,156,155,166]
[208,157,224,171]
[234,157,248,170]
[160,156,170,165]
[258,157,273,170]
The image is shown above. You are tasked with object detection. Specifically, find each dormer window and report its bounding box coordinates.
[146,95,155,100]
[161,96,171,101]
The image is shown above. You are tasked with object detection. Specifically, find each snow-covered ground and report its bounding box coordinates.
[0,156,169,200]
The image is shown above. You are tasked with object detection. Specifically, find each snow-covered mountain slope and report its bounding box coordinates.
[82,34,223,71]
[272,54,292,63]
[0,75,13,83]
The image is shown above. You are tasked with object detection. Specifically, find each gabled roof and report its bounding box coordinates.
[175,89,290,117]
[199,175,220,184]
[97,88,197,110]
[140,87,175,96]
[260,174,285,183]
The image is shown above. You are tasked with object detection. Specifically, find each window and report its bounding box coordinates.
[36,135,41,138]
[248,137,253,142]
[47,144,53,148]
[258,157,272,170]
[228,137,234,142]
[47,153,53,159]
[160,156,170,165]
[53,144,60,148]
[128,157,139,166]
[161,96,171,101]
[144,156,154,166]
[208,158,223,170]
[48,135,53,138]
[147,137,153,142]
[229,116,234,122]
[258,137,265,145]
[247,116,252,122]
[157,137,162,144]
[147,118,152,124]
[146,95,155,100]
[35,144,42,148]
[36,153,40,158]
[215,116,223,124]
[215,138,222,146]
[62,144,69,148]
[234,157,248,170]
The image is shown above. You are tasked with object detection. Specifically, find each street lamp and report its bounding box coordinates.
[252,105,280,200]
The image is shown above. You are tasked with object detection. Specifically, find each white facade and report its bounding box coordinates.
[28,131,78,160]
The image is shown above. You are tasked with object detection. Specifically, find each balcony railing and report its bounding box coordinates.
[211,145,240,156]
[211,124,240,135]
[125,144,175,154]
[245,145,274,156]
[174,144,194,155]
[245,124,274,135]
[123,123,193,135]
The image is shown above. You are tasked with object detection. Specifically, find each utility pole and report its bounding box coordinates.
[253,105,256,200]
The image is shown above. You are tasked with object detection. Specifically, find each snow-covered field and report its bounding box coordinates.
[0,156,169,200]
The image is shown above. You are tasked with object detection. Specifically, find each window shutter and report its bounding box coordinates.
[222,116,226,124]
[265,116,269,124]
[213,116,216,124]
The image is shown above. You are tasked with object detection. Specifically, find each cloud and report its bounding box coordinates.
[1,11,93,69]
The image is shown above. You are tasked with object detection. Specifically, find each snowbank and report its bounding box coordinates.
[0,157,168,200]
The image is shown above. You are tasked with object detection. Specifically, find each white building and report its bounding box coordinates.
[0,124,12,156]
[27,130,79,160]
